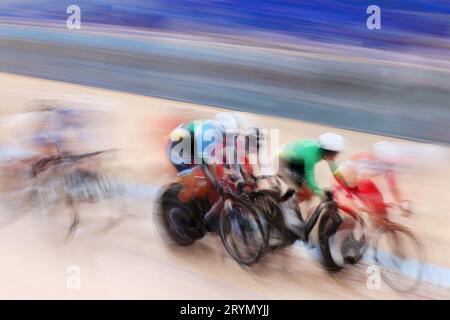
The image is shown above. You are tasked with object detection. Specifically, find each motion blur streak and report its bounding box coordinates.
[1,1,449,143]
[0,1,449,299]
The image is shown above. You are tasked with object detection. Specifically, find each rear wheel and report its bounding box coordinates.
[219,197,266,266]
[318,205,344,272]
[157,183,204,246]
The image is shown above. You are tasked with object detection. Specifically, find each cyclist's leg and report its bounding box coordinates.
[354,179,388,227]
[278,157,306,230]
[297,180,314,203]
[282,159,314,204]
[278,157,304,189]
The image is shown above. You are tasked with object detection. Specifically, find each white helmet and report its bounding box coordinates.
[215,112,248,132]
[319,133,345,152]
[372,141,400,163]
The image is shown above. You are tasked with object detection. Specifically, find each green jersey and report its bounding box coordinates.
[280,140,337,196]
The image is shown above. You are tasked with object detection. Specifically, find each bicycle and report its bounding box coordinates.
[156,164,267,266]
[332,185,424,292]
[25,149,132,237]
[232,172,289,252]
[255,176,367,272]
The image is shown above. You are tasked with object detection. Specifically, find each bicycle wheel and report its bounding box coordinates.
[219,197,266,266]
[251,190,287,251]
[318,204,345,272]
[373,223,423,292]
[156,183,204,246]
[328,213,367,267]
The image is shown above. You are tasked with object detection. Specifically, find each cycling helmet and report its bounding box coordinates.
[215,112,248,132]
[319,133,345,152]
[372,141,400,163]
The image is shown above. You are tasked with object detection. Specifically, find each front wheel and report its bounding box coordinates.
[373,223,423,292]
[251,190,287,251]
[219,197,266,266]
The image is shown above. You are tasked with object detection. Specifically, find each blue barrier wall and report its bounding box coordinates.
[1,0,449,49]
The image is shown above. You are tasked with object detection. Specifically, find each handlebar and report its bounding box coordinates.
[201,164,248,195]
[30,149,114,177]
[62,149,115,162]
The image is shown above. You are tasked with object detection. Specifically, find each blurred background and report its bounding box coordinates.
[0,1,449,299]
[0,0,449,142]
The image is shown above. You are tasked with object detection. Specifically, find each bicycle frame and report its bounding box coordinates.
[176,164,245,216]
[30,149,113,178]
[333,184,384,226]
[332,184,416,256]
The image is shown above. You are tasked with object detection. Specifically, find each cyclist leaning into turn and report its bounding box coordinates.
[166,112,261,182]
[277,133,345,232]
[334,141,410,223]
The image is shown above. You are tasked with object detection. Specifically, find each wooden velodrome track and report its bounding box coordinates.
[0,72,449,299]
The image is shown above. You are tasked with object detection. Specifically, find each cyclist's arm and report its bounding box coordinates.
[328,160,350,189]
[386,169,402,203]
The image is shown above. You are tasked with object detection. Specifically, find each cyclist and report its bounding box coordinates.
[166,112,248,175]
[167,112,253,231]
[234,126,278,191]
[28,104,100,178]
[277,133,345,233]
[335,141,409,221]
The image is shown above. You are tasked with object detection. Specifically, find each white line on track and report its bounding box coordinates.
[121,182,450,289]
